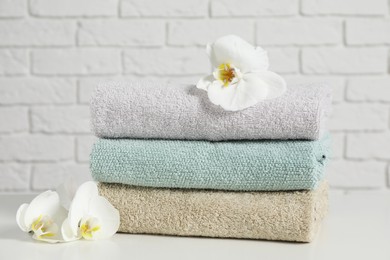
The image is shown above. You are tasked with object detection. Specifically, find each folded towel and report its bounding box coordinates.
[91,135,330,191]
[98,181,328,242]
[91,81,331,140]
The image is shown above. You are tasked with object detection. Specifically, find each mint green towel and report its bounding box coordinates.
[90,136,330,191]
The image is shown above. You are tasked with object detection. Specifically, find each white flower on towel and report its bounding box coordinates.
[16,181,120,243]
[61,181,120,241]
[16,190,67,243]
[197,35,287,111]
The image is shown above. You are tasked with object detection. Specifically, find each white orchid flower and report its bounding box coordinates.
[16,181,120,243]
[16,190,67,243]
[56,176,88,211]
[61,181,120,241]
[197,35,287,111]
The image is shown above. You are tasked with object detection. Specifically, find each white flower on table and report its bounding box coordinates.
[61,181,120,241]
[16,190,67,243]
[16,181,120,243]
[197,35,287,111]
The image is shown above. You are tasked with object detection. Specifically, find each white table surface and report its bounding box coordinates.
[0,191,389,260]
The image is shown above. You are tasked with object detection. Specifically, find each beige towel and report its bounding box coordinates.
[98,182,328,242]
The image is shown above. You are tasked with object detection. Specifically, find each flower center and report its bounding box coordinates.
[80,217,101,239]
[214,63,241,87]
[31,215,57,239]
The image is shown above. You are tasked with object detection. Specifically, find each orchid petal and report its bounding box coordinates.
[86,196,120,240]
[61,218,81,242]
[206,43,218,68]
[254,71,287,99]
[51,205,68,231]
[231,73,270,110]
[31,218,59,242]
[32,232,62,244]
[32,235,60,243]
[16,203,30,232]
[24,191,61,228]
[198,35,287,111]
[56,176,86,211]
[208,73,271,111]
[68,181,99,235]
[32,207,67,243]
[56,183,73,211]
[209,35,269,73]
[207,80,237,110]
[196,75,214,90]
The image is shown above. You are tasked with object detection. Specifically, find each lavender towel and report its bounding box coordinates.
[91,80,331,140]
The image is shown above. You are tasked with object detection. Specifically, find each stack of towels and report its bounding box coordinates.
[90,80,332,242]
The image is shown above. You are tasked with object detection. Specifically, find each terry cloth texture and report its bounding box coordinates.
[91,80,332,141]
[98,181,328,242]
[90,135,330,191]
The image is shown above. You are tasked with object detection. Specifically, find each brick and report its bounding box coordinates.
[0,135,74,161]
[327,160,386,189]
[267,48,299,74]
[0,78,76,105]
[0,164,30,191]
[257,18,342,45]
[347,77,390,102]
[30,0,117,17]
[0,50,28,75]
[32,49,121,75]
[32,163,91,190]
[284,76,345,103]
[328,104,389,131]
[31,106,90,134]
[347,19,390,45]
[78,78,100,104]
[78,77,118,103]
[302,48,387,74]
[78,78,98,104]
[0,0,26,17]
[76,136,96,162]
[330,133,345,159]
[124,48,209,75]
[0,107,29,133]
[347,133,390,160]
[211,0,298,17]
[168,20,254,46]
[0,20,76,46]
[78,20,165,46]
[301,0,388,15]
[121,0,208,17]
[388,165,390,188]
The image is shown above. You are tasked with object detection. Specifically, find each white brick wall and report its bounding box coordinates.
[0,20,76,46]
[0,0,390,193]
[32,49,121,75]
[0,50,28,75]
[211,0,298,16]
[168,20,255,46]
[78,20,165,46]
[256,18,342,45]
[121,0,208,17]
[30,0,118,17]
[301,0,388,15]
[302,48,388,74]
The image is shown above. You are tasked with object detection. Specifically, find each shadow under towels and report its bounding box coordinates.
[91,135,330,191]
[98,181,328,242]
[91,81,331,141]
